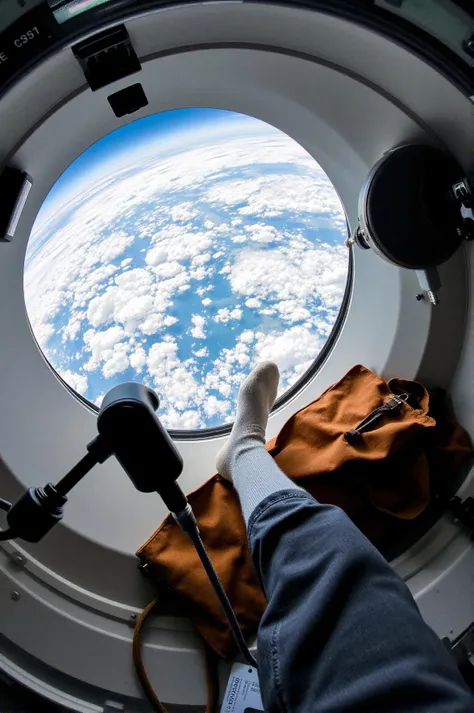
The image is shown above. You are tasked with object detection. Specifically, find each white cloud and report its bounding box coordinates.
[34,322,55,344]
[207,171,345,224]
[170,203,196,222]
[139,313,167,335]
[245,223,278,243]
[96,232,135,262]
[193,252,211,266]
[147,338,180,376]
[229,242,347,321]
[102,344,130,378]
[87,290,116,327]
[245,297,261,309]
[275,300,311,323]
[240,330,255,344]
[252,325,325,390]
[161,409,202,430]
[59,369,88,393]
[189,265,211,282]
[190,314,207,339]
[217,381,231,397]
[129,346,147,372]
[146,245,167,266]
[115,295,154,324]
[214,307,243,324]
[204,395,231,418]
[62,316,83,342]
[153,261,182,279]
[85,325,125,358]
[194,347,209,358]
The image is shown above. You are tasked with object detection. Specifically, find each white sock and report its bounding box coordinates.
[216,361,279,478]
[216,361,302,523]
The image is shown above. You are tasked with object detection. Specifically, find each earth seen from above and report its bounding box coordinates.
[24,109,349,430]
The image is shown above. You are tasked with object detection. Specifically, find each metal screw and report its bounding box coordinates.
[11,591,20,601]
[129,613,138,626]
[415,293,424,301]
[12,554,26,567]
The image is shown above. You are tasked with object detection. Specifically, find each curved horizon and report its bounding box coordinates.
[33,109,278,234]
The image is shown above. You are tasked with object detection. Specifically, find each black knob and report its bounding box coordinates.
[97,382,183,494]
[7,484,66,542]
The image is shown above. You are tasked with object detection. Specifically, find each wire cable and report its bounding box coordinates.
[132,596,219,713]
[175,505,258,669]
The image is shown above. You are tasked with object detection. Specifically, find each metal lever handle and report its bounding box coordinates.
[344,394,408,444]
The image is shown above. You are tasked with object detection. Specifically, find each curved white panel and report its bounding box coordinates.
[0,3,472,709]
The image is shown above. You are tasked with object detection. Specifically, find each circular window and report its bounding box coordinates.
[24,109,349,431]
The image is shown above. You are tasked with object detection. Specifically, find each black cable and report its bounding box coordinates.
[192,529,258,669]
[175,505,258,669]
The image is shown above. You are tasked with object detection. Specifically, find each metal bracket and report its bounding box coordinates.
[448,496,474,539]
[415,267,441,305]
[450,177,474,241]
[452,178,474,208]
[0,166,32,242]
[446,624,474,690]
[450,625,474,665]
[72,25,141,91]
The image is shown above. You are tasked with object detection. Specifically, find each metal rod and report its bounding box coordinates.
[55,451,98,496]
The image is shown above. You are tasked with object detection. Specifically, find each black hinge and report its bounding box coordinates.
[0,166,32,242]
[448,496,474,538]
[445,624,474,691]
[72,25,141,91]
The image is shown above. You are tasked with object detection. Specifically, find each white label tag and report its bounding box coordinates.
[220,662,264,713]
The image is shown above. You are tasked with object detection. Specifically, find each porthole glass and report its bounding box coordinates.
[24,109,349,430]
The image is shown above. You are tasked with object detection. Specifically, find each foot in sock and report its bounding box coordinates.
[216,361,280,481]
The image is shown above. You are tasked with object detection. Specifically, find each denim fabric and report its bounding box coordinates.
[248,490,473,713]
